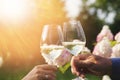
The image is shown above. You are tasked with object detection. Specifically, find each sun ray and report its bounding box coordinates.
[0,0,35,23]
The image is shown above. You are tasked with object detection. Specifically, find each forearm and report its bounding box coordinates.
[110,58,120,80]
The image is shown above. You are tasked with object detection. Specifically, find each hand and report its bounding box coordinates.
[22,64,57,80]
[71,54,112,78]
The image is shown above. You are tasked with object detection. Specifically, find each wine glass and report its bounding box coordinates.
[40,24,65,66]
[63,20,87,80]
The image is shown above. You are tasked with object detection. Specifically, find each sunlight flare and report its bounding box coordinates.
[0,0,34,22]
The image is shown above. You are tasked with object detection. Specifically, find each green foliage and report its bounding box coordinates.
[110,41,117,47]
[0,65,101,80]
[76,0,120,49]
[57,67,101,80]
[59,62,70,73]
[57,67,76,80]
[0,67,29,80]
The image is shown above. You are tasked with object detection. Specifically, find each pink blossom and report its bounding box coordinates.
[42,48,72,67]
[111,43,120,58]
[54,49,72,67]
[97,25,113,42]
[93,37,112,58]
[115,32,120,43]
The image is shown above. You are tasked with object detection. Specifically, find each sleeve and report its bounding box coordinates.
[110,58,120,80]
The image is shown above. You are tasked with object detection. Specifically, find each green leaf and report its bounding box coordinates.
[110,40,117,47]
[58,62,71,74]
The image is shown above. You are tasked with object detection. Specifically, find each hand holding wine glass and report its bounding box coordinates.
[71,54,112,76]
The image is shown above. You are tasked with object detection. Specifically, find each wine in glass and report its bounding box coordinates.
[63,20,86,55]
[40,24,72,67]
[63,20,87,80]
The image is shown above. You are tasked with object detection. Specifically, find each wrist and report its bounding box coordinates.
[106,58,112,76]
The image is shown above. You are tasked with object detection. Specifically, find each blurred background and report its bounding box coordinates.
[0,0,120,80]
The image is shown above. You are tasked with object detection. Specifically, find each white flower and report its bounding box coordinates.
[111,43,120,58]
[102,75,111,80]
[97,25,113,42]
[115,32,120,43]
[93,37,112,58]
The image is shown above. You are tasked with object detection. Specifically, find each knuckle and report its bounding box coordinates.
[35,74,40,79]
[34,65,40,69]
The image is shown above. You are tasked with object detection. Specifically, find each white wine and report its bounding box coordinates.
[40,45,72,67]
[41,45,64,54]
[62,41,86,56]
[40,45,64,65]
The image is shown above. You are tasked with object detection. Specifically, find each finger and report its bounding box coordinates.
[38,74,56,80]
[44,74,56,80]
[71,56,82,76]
[36,64,57,71]
[48,75,56,80]
[79,74,85,78]
[45,70,56,78]
[38,69,56,77]
[41,64,57,71]
[77,54,91,60]
[71,55,92,76]
[71,57,85,69]
[71,56,80,67]
[71,60,91,74]
[71,56,79,62]
[71,54,91,65]
[78,60,91,67]
[71,67,81,76]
